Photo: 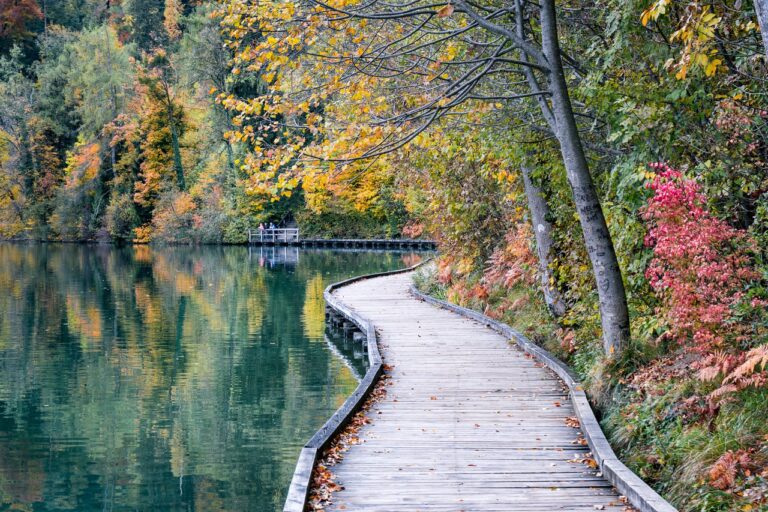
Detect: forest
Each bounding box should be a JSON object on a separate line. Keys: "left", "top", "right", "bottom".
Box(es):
{"left": 0, "top": 0, "right": 409, "bottom": 242}
{"left": 1, "top": 0, "right": 767, "bottom": 510}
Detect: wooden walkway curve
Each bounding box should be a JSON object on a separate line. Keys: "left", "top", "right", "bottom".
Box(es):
{"left": 326, "top": 272, "right": 630, "bottom": 511}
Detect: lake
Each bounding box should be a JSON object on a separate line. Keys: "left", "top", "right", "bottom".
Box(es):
{"left": 0, "top": 244, "right": 424, "bottom": 511}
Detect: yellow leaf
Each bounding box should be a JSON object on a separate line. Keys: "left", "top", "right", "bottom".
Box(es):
{"left": 705, "top": 58, "right": 721, "bottom": 77}
{"left": 641, "top": 9, "right": 652, "bottom": 27}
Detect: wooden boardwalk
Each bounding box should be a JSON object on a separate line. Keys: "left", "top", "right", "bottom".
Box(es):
{"left": 327, "top": 272, "right": 629, "bottom": 511}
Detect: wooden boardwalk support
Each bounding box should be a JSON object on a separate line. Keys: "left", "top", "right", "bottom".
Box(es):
{"left": 313, "top": 271, "right": 676, "bottom": 512}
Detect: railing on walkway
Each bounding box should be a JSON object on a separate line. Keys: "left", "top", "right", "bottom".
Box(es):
{"left": 247, "top": 228, "right": 299, "bottom": 244}
{"left": 246, "top": 227, "right": 437, "bottom": 249}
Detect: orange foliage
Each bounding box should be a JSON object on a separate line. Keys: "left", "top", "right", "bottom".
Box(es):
{"left": 708, "top": 450, "right": 755, "bottom": 491}
{"left": 437, "top": 258, "right": 454, "bottom": 285}
{"left": 63, "top": 140, "right": 102, "bottom": 189}
{"left": 402, "top": 220, "right": 424, "bottom": 238}
{"left": 484, "top": 223, "right": 536, "bottom": 289}
{"left": 133, "top": 224, "right": 153, "bottom": 243}
{"left": 0, "top": 0, "right": 41, "bottom": 39}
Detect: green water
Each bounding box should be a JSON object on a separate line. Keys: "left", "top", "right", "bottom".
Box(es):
{"left": 0, "top": 244, "right": 423, "bottom": 511}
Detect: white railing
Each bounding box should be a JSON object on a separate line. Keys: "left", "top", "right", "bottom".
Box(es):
{"left": 247, "top": 228, "right": 300, "bottom": 244}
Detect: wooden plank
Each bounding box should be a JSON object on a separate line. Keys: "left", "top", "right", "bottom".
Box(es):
{"left": 317, "top": 273, "right": 625, "bottom": 511}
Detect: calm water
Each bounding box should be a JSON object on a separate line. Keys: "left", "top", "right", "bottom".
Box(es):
{"left": 0, "top": 244, "right": 423, "bottom": 511}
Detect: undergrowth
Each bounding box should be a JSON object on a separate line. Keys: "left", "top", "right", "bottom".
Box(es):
{"left": 412, "top": 262, "right": 768, "bottom": 512}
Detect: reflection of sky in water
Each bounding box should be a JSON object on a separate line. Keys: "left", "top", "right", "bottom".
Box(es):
{"left": 0, "top": 245, "right": 424, "bottom": 511}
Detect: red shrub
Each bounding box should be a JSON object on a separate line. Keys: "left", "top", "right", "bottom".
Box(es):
{"left": 642, "top": 163, "right": 759, "bottom": 351}
{"left": 642, "top": 164, "right": 768, "bottom": 401}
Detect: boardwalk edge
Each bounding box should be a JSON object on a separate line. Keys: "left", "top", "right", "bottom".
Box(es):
{"left": 282, "top": 260, "right": 430, "bottom": 512}
{"left": 410, "top": 285, "right": 678, "bottom": 512}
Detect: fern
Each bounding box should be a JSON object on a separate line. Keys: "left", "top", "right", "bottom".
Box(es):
{"left": 725, "top": 344, "right": 768, "bottom": 383}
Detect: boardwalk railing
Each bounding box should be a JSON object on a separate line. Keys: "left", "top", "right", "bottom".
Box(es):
{"left": 409, "top": 285, "right": 677, "bottom": 512}
{"left": 282, "top": 259, "right": 430, "bottom": 512}
{"left": 248, "top": 245, "right": 300, "bottom": 266}
{"left": 247, "top": 228, "right": 299, "bottom": 244}
{"left": 246, "top": 228, "right": 437, "bottom": 249}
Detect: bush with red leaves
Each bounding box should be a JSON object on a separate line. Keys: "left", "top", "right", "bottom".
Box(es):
{"left": 642, "top": 163, "right": 760, "bottom": 351}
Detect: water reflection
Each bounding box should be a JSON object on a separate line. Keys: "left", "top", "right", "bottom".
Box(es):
{"left": 0, "top": 244, "right": 424, "bottom": 511}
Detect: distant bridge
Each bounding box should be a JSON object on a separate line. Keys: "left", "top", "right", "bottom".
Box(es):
{"left": 247, "top": 228, "right": 436, "bottom": 249}
{"left": 248, "top": 228, "right": 300, "bottom": 244}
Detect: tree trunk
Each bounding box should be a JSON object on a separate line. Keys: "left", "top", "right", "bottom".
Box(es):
{"left": 521, "top": 165, "right": 567, "bottom": 317}
{"left": 103, "top": 26, "right": 118, "bottom": 176}
{"left": 162, "top": 83, "right": 186, "bottom": 192}
{"left": 169, "top": 118, "right": 185, "bottom": 191}
{"left": 753, "top": 0, "right": 768, "bottom": 57}
{"left": 539, "top": 0, "right": 630, "bottom": 356}
{"left": 223, "top": 108, "right": 237, "bottom": 182}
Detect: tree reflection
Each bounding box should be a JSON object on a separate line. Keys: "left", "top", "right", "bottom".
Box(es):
{"left": 0, "top": 244, "right": 424, "bottom": 511}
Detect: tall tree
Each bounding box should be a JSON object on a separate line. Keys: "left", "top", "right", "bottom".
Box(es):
{"left": 123, "top": 0, "right": 165, "bottom": 50}
{"left": 220, "top": 0, "right": 632, "bottom": 355}
{"left": 177, "top": 5, "right": 237, "bottom": 178}
{"left": 521, "top": 164, "right": 566, "bottom": 317}
{"left": 140, "top": 49, "right": 185, "bottom": 191}
{"left": 133, "top": 49, "right": 188, "bottom": 206}
{"left": 163, "top": 0, "right": 182, "bottom": 40}
{"left": 0, "top": 0, "right": 42, "bottom": 54}
{"left": 63, "top": 25, "right": 134, "bottom": 141}
{"left": 0, "top": 46, "right": 36, "bottom": 233}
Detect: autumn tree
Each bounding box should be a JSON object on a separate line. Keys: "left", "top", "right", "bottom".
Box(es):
{"left": 132, "top": 50, "right": 188, "bottom": 212}
{"left": 123, "top": 0, "right": 166, "bottom": 50}
{"left": 164, "top": 0, "right": 183, "bottom": 40}
{"left": 0, "top": 46, "right": 39, "bottom": 234}
{"left": 220, "top": 0, "right": 630, "bottom": 355}
{"left": 137, "top": 48, "right": 186, "bottom": 192}
{"left": 0, "top": 0, "right": 41, "bottom": 53}
{"left": 641, "top": 0, "right": 765, "bottom": 78}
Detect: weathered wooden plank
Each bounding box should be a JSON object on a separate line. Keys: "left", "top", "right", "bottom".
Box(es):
{"left": 295, "top": 270, "right": 677, "bottom": 512}
{"left": 313, "top": 272, "right": 625, "bottom": 511}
